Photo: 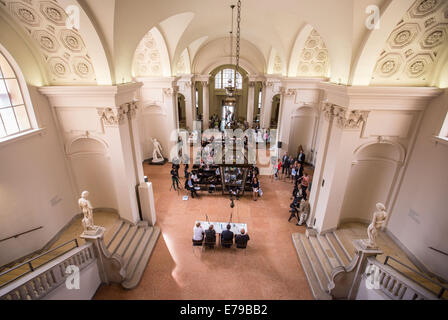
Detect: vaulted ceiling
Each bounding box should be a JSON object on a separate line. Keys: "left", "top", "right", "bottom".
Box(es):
{"left": 0, "top": 0, "right": 447, "bottom": 87}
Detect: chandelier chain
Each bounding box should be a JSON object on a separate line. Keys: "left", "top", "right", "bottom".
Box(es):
{"left": 236, "top": 0, "right": 241, "bottom": 72}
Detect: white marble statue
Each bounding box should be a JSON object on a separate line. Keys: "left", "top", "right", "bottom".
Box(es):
{"left": 152, "top": 138, "right": 164, "bottom": 163}
{"left": 363, "top": 203, "right": 388, "bottom": 249}
{"left": 78, "top": 191, "right": 95, "bottom": 233}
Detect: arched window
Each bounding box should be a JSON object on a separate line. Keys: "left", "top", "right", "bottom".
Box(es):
{"left": 215, "top": 68, "right": 242, "bottom": 89}
{"left": 440, "top": 112, "right": 448, "bottom": 140}
{"left": 0, "top": 51, "right": 31, "bottom": 139}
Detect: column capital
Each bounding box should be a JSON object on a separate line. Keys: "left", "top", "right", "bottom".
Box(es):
{"left": 98, "top": 101, "right": 139, "bottom": 126}
{"left": 280, "top": 87, "right": 297, "bottom": 97}
{"left": 322, "top": 103, "right": 369, "bottom": 130}
{"left": 98, "top": 106, "right": 127, "bottom": 127}
{"left": 163, "top": 86, "right": 179, "bottom": 97}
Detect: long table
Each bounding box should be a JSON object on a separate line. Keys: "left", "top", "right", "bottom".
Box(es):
{"left": 195, "top": 221, "right": 248, "bottom": 235}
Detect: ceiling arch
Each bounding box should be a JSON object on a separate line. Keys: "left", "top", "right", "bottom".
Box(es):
{"left": 370, "top": 0, "right": 448, "bottom": 86}
{"left": 0, "top": 0, "right": 110, "bottom": 85}
{"left": 132, "top": 26, "right": 171, "bottom": 77}
{"left": 192, "top": 37, "right": 265, "bottom": 75}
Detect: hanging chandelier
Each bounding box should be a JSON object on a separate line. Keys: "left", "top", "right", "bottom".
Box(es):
{"left": 224, "top": 0, "right": 242, "bottom": 107}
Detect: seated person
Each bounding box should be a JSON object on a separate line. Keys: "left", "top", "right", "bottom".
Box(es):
{"left": 191, "top": 171, "right": 199, "bottom": 182}
{"left": 192, "top": 222, "right": 204, "bottom": 245}
{"left": 185, "top": 177, "right": 199, "bottom": 198}
{"left": 204, "top": 225, "right": 216, "bottom": 245}
{"left": 221, "top": 224, "right": 234, "bottom": 248}
{"left": 235, "top": 229, "right": 250, "bottom": 249}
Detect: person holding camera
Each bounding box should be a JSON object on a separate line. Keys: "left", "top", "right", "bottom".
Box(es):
{"left": 170, "top": 167, "right": 180, "bottom": 191}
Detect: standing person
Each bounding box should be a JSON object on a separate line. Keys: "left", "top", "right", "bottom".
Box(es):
{"left": 252, "top": 177, "right": 260, "bottom": 201}
{"left": 276, "top": 159, "right": 282, "bottom": 180}
{"left": 281, "top": 153, "right": 289, "bottom": 179}
{"left": 287, "top": 156, "right": 294, "bottom": 179}
{"left": 291, "top": 164, "right": 297, "bottom": 184}
{"left": 298, "top": 150, "right": 306, "bottom": 165}
{"left": 299, "top": 173, "right": 310, "bottom": 200}
{"left": 184, "top": 163, "right": 189, "bottom": 179}
{"left": 170, "top": 167, "right": 180, "bottom": 191}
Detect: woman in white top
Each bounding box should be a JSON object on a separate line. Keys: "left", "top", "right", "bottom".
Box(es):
{"left": 193, "top": 222, "right": 204, "bottom": 244}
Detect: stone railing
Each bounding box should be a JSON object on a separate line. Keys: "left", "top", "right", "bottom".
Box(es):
{"left": 0, "top": 243, "right": 95, "bottom": 300}
{"left": 362, "top": 257, "right": 440, "bottom": 300}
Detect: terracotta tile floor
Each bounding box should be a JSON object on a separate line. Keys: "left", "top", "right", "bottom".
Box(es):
{"left": 94, "top": 157, "right": 314, "bottom": 300}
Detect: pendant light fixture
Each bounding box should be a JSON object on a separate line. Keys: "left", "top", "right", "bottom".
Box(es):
{"left": 224, "top": 0, "right": 242, "bottom": 108}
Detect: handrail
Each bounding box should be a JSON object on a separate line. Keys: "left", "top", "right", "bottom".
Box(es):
{"left": 429, "top": 247, "right": 448, "bottom": 257}
{"left": 384, "top": 256, "right": 447, "bottom": 299}
{"left": 0, "top": 226, "right": 43, "bottom": 243}
{"left": 0, "top": 239, "right": 79, "bottom": 289}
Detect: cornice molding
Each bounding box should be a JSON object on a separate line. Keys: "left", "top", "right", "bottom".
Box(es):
{"left": 38, "top": 82, "right": 143, "bottom": 108}
{"left": 319, "top": 82, "right": 443, "bottom": 110}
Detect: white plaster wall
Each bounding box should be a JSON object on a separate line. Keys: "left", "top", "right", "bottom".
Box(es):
{"left": 288, "top": 107, "right": 315, "bottom": 157}
{"left": 340, "top": 160, "right": 396, "bottom": 224}
{"left": 0, "top": 88, "right": 78, "bottom": 265}
{"left": 69, "top": 153, "right": 117, "bottom": 210}
{"left": 388, "top": 91, "right": 448, "bottom": 279}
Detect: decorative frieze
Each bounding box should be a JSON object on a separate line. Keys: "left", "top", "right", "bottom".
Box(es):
{"left": 322, "top": 103, "right": 369, "bottom": 130}
{"left": 98, "top": 101, "right": 138, "bottom": 127}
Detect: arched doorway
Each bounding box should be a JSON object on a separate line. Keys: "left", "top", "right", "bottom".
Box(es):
{"left": 209, "top": 65, "right": 249, "bottom": 129}
{"left": 339, "top": 141, "right": 404, "bottom": 225}
{"left": 270, "top": 94, "right": 281, "bottom": 129}
{"left": 288, "top": 106, "right": 317, "bottom": 159}
{"left": 177, "top": 94, "right": 186, "bottom": 129}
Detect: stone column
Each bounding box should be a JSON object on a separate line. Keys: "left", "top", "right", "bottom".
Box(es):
{"left": 202, "top": 81, "right": 209, "bottom": 129}
{"left": 125, "top": 101, "right": 157, "bottom": 226}
{"left": 246, "top": 81, "right": 255, "bottom": 125}
{"left": 177, "top": 76, "right": 194, "bottom": 131}
{"left": 98, "top": 105, "right": 141, "bottom": 224}
{"left": 260, "top": 80, "right": 278, "bottom": 129}
{"left": 307, "top": 104, "right": 370, "bottom": 232}
{"left": 162, "top": 86, "right": 179, "bottom": 160}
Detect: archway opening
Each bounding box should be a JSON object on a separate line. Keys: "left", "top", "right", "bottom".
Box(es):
{"left": 339, "top": 142, "right": 404, "bottom": 225}
{"left": 270, "top": 94, "right": 281, "bottom": 129}
{"left": 177, "top": 93, "right": 186, "bottom": 129}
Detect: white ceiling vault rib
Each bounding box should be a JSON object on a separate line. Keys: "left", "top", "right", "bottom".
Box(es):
{"left": 158, "top": 12, "right": 195, "bottom": 62}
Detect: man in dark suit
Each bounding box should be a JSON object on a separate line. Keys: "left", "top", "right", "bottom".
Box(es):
{"left": 235, "top": 229, "right": 250, "bottom": 248}
{"left": 205, "top": 225, "right": 216, "bottom": 246}
{"left": 221, "top": 224, "right": 234, "bottom": 248}
{"left": 281, "top": 153, "right": 289, "bottom": 178}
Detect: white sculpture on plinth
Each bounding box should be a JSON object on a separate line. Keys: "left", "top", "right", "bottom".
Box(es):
{"left": 362, "top": 203, "right": 388, "bottom": 249}
{"left": 78, "top": 191, "right": 99, "bottom": 234}
{"left": 152, "top": 138, "right": 164, "bottom": 163}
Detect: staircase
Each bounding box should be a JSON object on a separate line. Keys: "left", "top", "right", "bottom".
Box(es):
{"left": 105, "top": 220, "right": 160, "bottom": 289}
{"left": 292, "top": 230, "right": 353, "bottom": 300}
{"left": 293, "top": 228, "right": 447, "bottom": 300}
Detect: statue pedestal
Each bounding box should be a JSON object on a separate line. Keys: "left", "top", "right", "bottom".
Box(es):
{"left": 81, "top": 226, "right": 105, "bottom": 239}
{"left": 146, "top": 158, "right": 167, "bottom": 165}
